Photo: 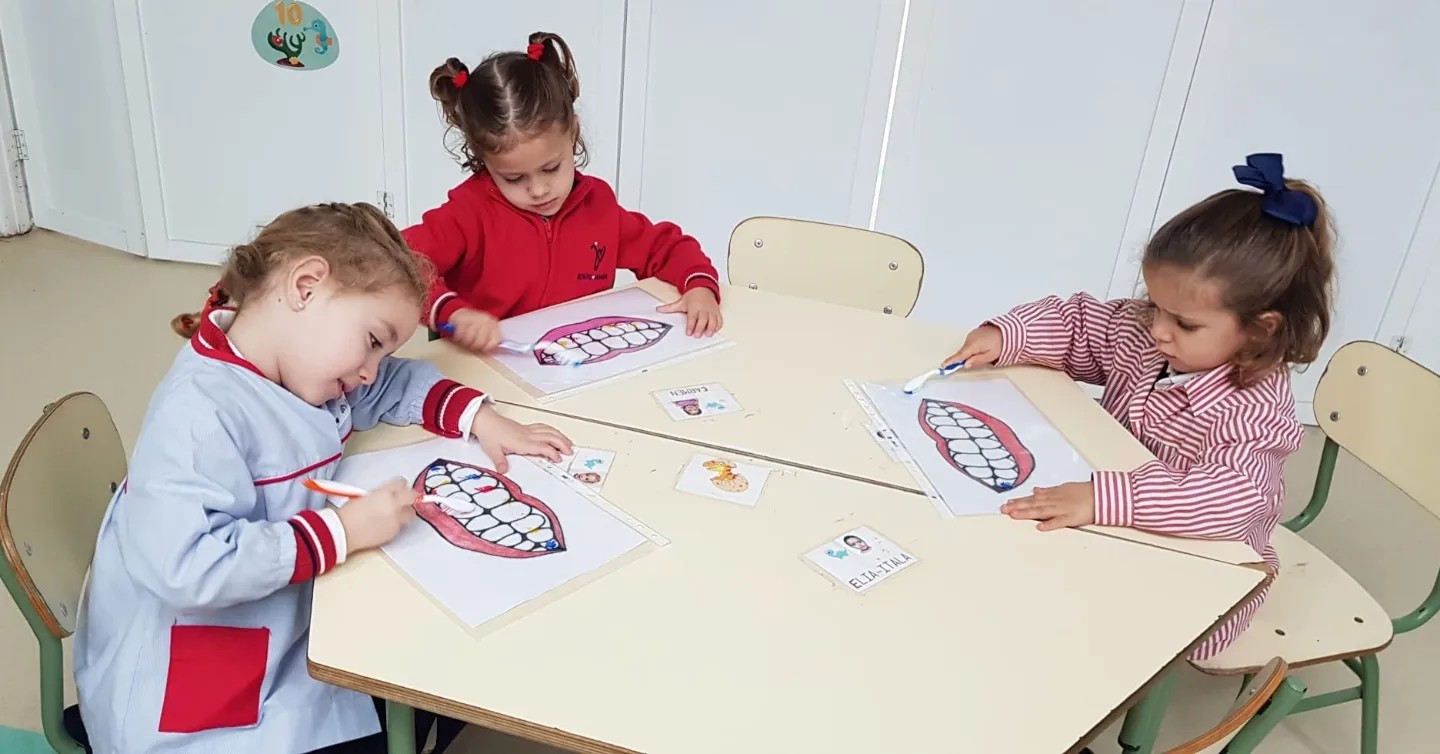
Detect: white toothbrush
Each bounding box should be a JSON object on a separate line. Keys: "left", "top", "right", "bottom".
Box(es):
{"left": 497, "top": 339, "right": 586, "bottom": 367}
{"left": 902, "top": 362, "right": 964, "bottom": 394}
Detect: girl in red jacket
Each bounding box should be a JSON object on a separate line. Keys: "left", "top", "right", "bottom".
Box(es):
{"left": 405, "top": 31, "right": 724, "bottom": 353}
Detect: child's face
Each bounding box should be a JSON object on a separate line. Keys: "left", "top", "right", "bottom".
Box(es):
{"left": 485, "top": 122, "right": 578, "bottom": 217}
{"left": 1142, "top": 263, "right": 1250, "bottom": 374}
{"left": 276, "top": 262, "right": 420, "bottom": 406}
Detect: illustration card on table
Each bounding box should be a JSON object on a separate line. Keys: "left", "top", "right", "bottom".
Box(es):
{"left": 331, "top": 438, "right": 648, "bottom": 627}
{"left": 653, "top": 383, "right": 743, "bottom": 421}
{"left": 485, "top": 287, "right": 731, "bottom": 400}
{"left": 559, "top": 447, "right": 616, "bottom": 489}
{"left": 856, "top": 376, "right": 1094, "bottom": 517}
{"left": 804, "top": 527, "right": 918, "bottom": 594}
{"left": 675, "top": 453, "right": 770, "bottom": 507}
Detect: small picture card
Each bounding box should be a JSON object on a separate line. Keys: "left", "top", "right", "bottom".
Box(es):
{"left": 804, "top": 527, "right": 918, "bottom": 593}
{"left": 653, "top": 383, "right": 743, "bottom": 421}
{"left": 675, "top": 453, "right": 770, "bottom": 507}
{"left": 562, "top": 447, "right": 616, "bottom": 489}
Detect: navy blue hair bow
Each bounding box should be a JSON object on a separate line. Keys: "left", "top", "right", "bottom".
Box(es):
{"left": 1232, "top": 153, "right": 1317, "bottom": 227}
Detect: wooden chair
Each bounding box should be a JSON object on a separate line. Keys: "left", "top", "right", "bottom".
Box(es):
{"left": 0, "top": 393, "right": 125, "bottom": 754}
{"left": 1163, "top": 658, "right": 1305, "bottom": 754}
{"left": 727, "top": 216, "right": 924, "bottom": 316}
{"left": 1120, "top": 341, "right": 1440, "bottom": 754}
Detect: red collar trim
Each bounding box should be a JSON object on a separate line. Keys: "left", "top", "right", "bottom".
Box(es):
{"left": 191, "top": 309, "right": 269, "bottom": 380}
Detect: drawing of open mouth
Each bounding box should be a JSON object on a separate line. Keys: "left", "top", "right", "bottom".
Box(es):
{"left": 918, "top": 400, "right": 1034, "bottom": 491}
{"left": 534, "top": 316, "right": 671, "bottom": 366}
{"left": 413, "top": 459, "right": 567, "bottom": 558}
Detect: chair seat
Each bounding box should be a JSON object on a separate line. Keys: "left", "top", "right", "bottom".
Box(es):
{"left": 1192, "top": 527, "right": 1393, "bottom": 674}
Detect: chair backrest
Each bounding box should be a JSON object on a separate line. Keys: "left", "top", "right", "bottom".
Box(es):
{"left": 1164, "top": 657, "right": 1289, "bottom": 754}
{"left": 727, "top": 216, "right": 924, "bottom": 316}
{"left": 0, "top": 393, "right": 126, "bottom": 638}
{"left": 1313, "top": 341, "right": 1440, "bottom": 521}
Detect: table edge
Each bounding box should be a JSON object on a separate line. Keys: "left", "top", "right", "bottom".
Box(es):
{"left": 306, "top": 658, "right": 638, "bottom": 754}
{"left": 1066, "top": 568, "right": 1275, "bottom": 754}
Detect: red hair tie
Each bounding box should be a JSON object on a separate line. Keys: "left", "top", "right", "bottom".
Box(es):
{"left": 527, "top": 42, "right": 544, "bottom": 61}
{"left": 452, "top": 69, "right": 469, "bottom": 88}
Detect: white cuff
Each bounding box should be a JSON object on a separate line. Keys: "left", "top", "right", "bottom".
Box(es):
{"left": 457, "top": 395, "right": 491, "bottom": 439}
{"left": 317, "top": 507, "right": 349, "bottom": 564}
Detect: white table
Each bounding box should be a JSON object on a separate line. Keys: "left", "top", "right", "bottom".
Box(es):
{"left": 412, "top": 280, "right": 1261, "bottom": 566}
{"left": 311, "top": 407, "right": 1267, "bottom": 754}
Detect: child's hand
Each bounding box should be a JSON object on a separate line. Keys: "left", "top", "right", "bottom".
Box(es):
{"left": 1000, "top": 481, "right": 1096, "bottom": 531}
{"left": 943, "top": 325, "right": 1003, "bottom": 368}
{"left": 470, "top": 405, "right": 573, "bottom": 473}
{"left": 336, "top": 477, "right": 417, "bottom": 553}
{"left": 446, "top": 308, "right": 502, "bottom": 353}
{"left": 656, "top": 288, "right": 723, "bottom": 337}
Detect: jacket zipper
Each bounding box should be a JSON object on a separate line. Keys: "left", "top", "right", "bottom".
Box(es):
{"left": 537, "top": 216, "right": 556, "bottom": 303}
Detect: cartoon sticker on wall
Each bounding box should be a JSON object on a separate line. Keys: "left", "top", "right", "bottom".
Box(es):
{"left": 251, "top": 1, "right": 339, "bottom": 70}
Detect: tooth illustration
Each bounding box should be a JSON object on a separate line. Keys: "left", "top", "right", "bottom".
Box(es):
{"left": 918, "top": 400, "right": 1035, "bottom": 491}
{"left": 413, "top": 459, "right": 567, "bottom": 558}
{"left": 534, "top": 316, "right": 671, "bottom": 366}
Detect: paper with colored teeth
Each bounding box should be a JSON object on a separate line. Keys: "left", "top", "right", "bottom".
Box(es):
{"left": 484, "top": 287, "right": 732, "bottom": 400}
{"left": 855, "top": 377, "right": 1094, "bottom": 518}
{"left": 331, "top": 437, "right": 648, "bottom": 627}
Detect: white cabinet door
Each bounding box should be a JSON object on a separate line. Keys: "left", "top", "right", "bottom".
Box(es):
{"left": 874, "top": 0, "right": 1189, "bottom": 329}
{"left": 1154, "top": 0, "right": 1440, "bottom": 419}
{"left": 114, "top": 0, "right": 391, "bottom": 264}
{"left": 621, "top": 0, "right": 903, "bottom": 278}
{"left": 1397, "top": 264, "right": 1440, "bottom": 375}
{"left": 0, "top": 0, "right": 145, "bottom": 252}
{"left": 398, "top": 0, "right": 626, "bottom": 228}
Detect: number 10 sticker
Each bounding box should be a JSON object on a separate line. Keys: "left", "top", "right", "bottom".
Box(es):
{"left": 250, "top": 1, "right": 339, "bottom": 70}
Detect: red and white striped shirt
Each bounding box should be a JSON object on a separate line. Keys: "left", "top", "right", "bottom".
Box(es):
{"left": 989, "top": 293, "right": 1302, "bottom": 659}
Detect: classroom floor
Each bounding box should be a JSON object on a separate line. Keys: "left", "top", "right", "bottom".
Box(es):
{"left": 1, "top": 229, "right": 1437, "bottom": 754}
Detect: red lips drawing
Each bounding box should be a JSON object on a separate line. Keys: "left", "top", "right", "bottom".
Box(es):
{"left": 413, "top": 459, "right": 567, "bottom": 558}
{"left": 533, "top": 316, "right": 671, "bottom": 366}
{"left": 918, "top": 400, "right": 1035, "bottom": 491}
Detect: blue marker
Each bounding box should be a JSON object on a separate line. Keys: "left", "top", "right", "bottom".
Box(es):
{"left": 438, "top": 322, "right": 456, "bottom": 335}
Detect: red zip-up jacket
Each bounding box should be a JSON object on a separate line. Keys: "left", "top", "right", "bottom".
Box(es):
{"left": 403, "top": 172, "right": 721, "bottom": 330}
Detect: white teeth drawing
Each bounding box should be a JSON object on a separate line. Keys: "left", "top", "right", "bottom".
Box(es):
{"left": 534, "top": 316, "right": 672, "bottom": 366}
{"left": 413, "top": 460, "right": 568, "bottom": 558}
{"left": 917, "top": 400, "right": 1035, "bottom": 491}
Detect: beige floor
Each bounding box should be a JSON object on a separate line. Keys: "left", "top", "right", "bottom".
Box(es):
{"left": 1, "top": 230, "right": 1436, "bottom": 753}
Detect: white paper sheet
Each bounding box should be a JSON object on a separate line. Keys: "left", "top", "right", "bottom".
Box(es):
{"left": 858, "top": 377, "right": 1094, "bottom": 517}
{"left": 332, "top": 438, "right": 647, "bottom": 627}
{"left": 487, "top": 287, "right": 731, "bottom": 398}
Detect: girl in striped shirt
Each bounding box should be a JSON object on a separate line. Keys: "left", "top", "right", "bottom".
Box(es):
{"left": 941, "top": 153, "right": 1334, "bottom": 659}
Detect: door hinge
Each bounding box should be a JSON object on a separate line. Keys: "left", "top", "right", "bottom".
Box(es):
{"left": 1391, "top": 335, "right": 1409, "bottom": 353}
{"left": 10, "top": 129, "right": 28, "bottom": 161}
{"left": 377, "top": 191, "right": 394, "bottom": 219}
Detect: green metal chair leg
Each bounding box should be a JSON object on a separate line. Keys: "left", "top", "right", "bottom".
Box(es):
{"left": 386, "top": 700, "right": 417, "bottom": 754}
{"left": 1118, "top": 671, "right": 1175, "bottom": 754}
{"left": 1225, "top": 675, "right": 1307, "bottom": 753}
{"left": 1359, "top": 655, "right": 1380, "bottom": 754}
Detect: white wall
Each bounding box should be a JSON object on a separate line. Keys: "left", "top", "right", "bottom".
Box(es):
{"left": 621, "top": 0, "right": 902, "bottom": 279}
{"left": 0, "top": 0, "right": 144, "bottom": 252}
{"left": 1152, "top": 0, "right": 1440, "bottom": 420}
{"left": 874, "top": 0, "right": 1189, "bottom": 329}
{"left": 10, "top": 0, "right": 1440, "bottom": 396}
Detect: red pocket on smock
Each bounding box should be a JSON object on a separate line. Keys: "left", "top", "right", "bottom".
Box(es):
{"left": 158, "top": 625, "right": 270, "bottom": 733}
